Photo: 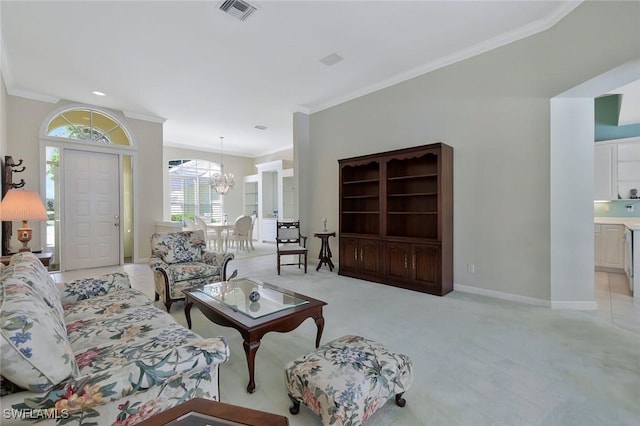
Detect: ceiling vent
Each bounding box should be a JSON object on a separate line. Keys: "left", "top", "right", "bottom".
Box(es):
{"left": 219, "top": 0, "right": 257, "bottom": 21}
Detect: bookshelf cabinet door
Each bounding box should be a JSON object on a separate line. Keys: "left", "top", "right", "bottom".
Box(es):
{"left": 412, "top": 243, "right": 441, "bottom": 290}
{"left": 385, "top": 242, "right": 412, "bottom": 282}
{"left": 339, "top": 237, "right": 359, "bottom": 274}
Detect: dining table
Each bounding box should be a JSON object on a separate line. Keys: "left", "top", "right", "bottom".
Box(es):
{"left": 206, "top": 223, "right": 235, "bottom": 252}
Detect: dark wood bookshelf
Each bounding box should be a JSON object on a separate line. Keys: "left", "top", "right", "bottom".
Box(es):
{"left": 338, "top": 143, "right": 453, "bottom": 296}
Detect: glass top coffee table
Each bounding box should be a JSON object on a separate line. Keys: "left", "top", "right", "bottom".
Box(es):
{"left": 183, "top": 278, "right": 327, "bottom": 393}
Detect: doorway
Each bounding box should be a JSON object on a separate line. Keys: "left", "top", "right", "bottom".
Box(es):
{"left": 63, "top": 150, "right": 120, "bottom": 270}
{"left": 42, "top": 105, "right": 136, "bottom": 271}
{"left": 550, "top": 59, "right": 640, "bottom": 308}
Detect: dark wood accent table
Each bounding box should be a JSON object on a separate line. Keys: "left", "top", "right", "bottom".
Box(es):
{"left": 314, "top": 231, "right": 336, "bottom": 271}
{"left": 136, "top": 398, "right": 289, "bottom": 426}
{"left": 0, "top": 251, "right": 53, "bottom": 267}
{"left": 183, "top": 279, "right": 327, "bottom": 393}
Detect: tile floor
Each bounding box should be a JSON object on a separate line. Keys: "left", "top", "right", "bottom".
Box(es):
{"left": 585, "top": 271, "right": 640, "bottom": 335}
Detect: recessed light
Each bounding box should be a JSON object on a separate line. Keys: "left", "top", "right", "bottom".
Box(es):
{"left": 319, "top": 53, "right": 343, "bottom": 66}
{"left": 92, "top": 91, "right": 106, "bottom": 96}
{"left": 255, "top": 125, "right": 268, "bottom": 130}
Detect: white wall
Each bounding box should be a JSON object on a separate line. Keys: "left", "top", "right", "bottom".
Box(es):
{"left": 302, "top": 1, "right": 640, "bottom": 302}
{"left": 254, "top": 148, "right": 293, "bottom": 165}
{"left": 550, "top": 98, "right": 595, "bottom": 307}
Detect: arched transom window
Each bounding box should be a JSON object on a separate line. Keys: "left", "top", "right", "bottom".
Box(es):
{"left": 46, "top": 108, "right": 131, "bottom": 146}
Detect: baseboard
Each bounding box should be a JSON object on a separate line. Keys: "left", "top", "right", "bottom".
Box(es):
{"left": 454, "top": 283, "right": 598, "bottom": 310}
{"left": 454, "top": 283, "right": 550, "bottom": 307}
{"left": 550, "top": 300, "right": 598, "bottom": 310}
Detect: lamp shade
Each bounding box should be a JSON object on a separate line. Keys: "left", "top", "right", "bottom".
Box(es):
{"left": 0, "top": 190, "right": 49, "bottom": 221}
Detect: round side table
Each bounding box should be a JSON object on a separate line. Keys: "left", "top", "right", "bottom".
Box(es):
{"left": 314, "top": 231, "right": 336, "bottom": 271}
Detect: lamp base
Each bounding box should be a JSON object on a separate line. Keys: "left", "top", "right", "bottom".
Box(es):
{"left": 16, "top": 221, "right": 33, "bottom": 252}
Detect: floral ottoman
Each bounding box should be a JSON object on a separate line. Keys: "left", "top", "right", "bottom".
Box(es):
{"left": 284, "top": 335, "right": 413, "bottom": 426}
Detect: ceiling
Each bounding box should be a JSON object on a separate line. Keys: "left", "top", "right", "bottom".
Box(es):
{"left": 1, "top": 0, "right": 585, "bottom": 157}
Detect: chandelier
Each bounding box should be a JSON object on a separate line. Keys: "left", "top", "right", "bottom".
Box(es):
{"left": 211, "top": 136, "right": 234, "bottom": 195}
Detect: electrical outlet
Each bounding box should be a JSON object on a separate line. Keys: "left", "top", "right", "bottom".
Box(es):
{"left": 467, "top": 264, "right": 475, "bottom": 273}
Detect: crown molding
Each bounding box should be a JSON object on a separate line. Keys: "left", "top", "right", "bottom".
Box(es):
{"left": 307, "top": 1, "right": 583, "bottom": 114}
{"left": 122, "top": 110, "right": 166, "bottom": 124}
{"left": 7, "top": 87, "right": 60, "bottom": 103}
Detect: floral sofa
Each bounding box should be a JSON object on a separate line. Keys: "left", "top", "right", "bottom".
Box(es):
{"left": 150, "top": 230, "right": 234, "bottom": 312}
{"left": 0, "top": 252, "right": 229, "bottom": 425}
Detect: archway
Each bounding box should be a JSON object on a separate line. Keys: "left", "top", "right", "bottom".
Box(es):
{"left": 40, "top": 105, "right": 136, "bottom": 270}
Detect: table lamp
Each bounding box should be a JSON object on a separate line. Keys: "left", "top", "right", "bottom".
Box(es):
{"left": 0, "top": 190, "right": 49, "bottom": 252}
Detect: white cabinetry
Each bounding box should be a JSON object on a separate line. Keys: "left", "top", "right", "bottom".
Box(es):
{"left": 594, "top": 143, "right": 617, "bottom": 201}
{"left": 254, "top": 160, "right": 296, "bottom": 243}
{"left": 594, "top": 224, "right": 625, "bottom": 269}
{"left": 617, "top": 141, "right": 640, "bottom": 200}
{"left": 594, "top": 139, "right": 640, "bottom": 200}
{"left": 243, "top": 177, "right": 258, "bottom": 216}
{"left": 243, "top": 176, "right": 259, "bottom": 241}
{"left": 282, "top": 170, "right": 295, "bottom": 220}
{"left": 262, "top": 218, "right": 277, "bottom": 243}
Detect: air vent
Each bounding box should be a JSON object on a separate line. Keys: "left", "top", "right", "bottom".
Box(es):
{"left": 219, "top": 0, "right": 257, "bottom": 21}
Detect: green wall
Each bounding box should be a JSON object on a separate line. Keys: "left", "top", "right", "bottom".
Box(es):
{"left": 595, "top": 94, "right": 640, "bottom": 141}
{"left": 594, "top": 200, "right": 640, "bottom": 218}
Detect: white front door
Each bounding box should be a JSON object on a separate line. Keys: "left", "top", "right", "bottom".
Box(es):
{"left": 63, "top": 150, "right": 120, "bottom": 270}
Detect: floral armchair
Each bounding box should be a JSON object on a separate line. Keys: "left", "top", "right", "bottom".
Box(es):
{"left": 150, "top": 230, "right": 234, "bottom": 312}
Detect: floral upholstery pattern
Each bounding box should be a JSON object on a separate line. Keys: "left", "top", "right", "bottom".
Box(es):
{"left": 150, "top": 230, "right": 234, "bottom": 312}
{"left": 285, "top": 335, "right": 413, "bottom": 426}
{"left": 0, "top": 252, "right": 230, "bottom": 425}
{"left": 150, "top": 230, "right": 205, "bottom": 264}
{"left": 0, "top": 255, "right": 78, "bottom": 392}
{"left": 9, "top": 252, "right": 63, "bottom": 316}
{"left": 59, "top": 273, "right": 131, "bottom": 306}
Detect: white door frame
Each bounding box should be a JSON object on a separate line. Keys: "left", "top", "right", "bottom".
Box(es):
{"left": 40, "top": 141, "right": 137, "bottom": 270}
{"left": 39, "top": 105, "right": 138, "bottom": 270}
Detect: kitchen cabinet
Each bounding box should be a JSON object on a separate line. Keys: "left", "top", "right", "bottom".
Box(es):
{"left": 593, "top": 139, "right": 640, "bottom": 200}
{"left": 594, "top": 224, "right": 625, "bottom": 270}
{"left": 594, "top": 143, "right": 616, "bottom": 201}
{"left": 338, "top": 143, "right": 453, "bottom": 296}
{"left": 617, "top": 141, "right": 640, "bottom": 200}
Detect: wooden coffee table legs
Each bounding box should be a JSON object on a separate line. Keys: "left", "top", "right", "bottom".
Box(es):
{"left": 243, "top": 339, "right": 261, "bottom": 393}
{"left": 185, "top": 301, "right": 193, "bottom": 329}
{"left": 242, "top": 314, "right": 325, "bottom": 393}
{"left": 182, "top": 289, "right": 327, "bottom": 394}
{"left": 314, "top": 316, "right": 325, "bottom": 348}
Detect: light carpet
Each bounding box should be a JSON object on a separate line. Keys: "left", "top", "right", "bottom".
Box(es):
{"left": 164, "top": 254, "right": 640, "bottom": 426}
{"left": 223, "top": 241, "right": 276, "bottom": 260}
